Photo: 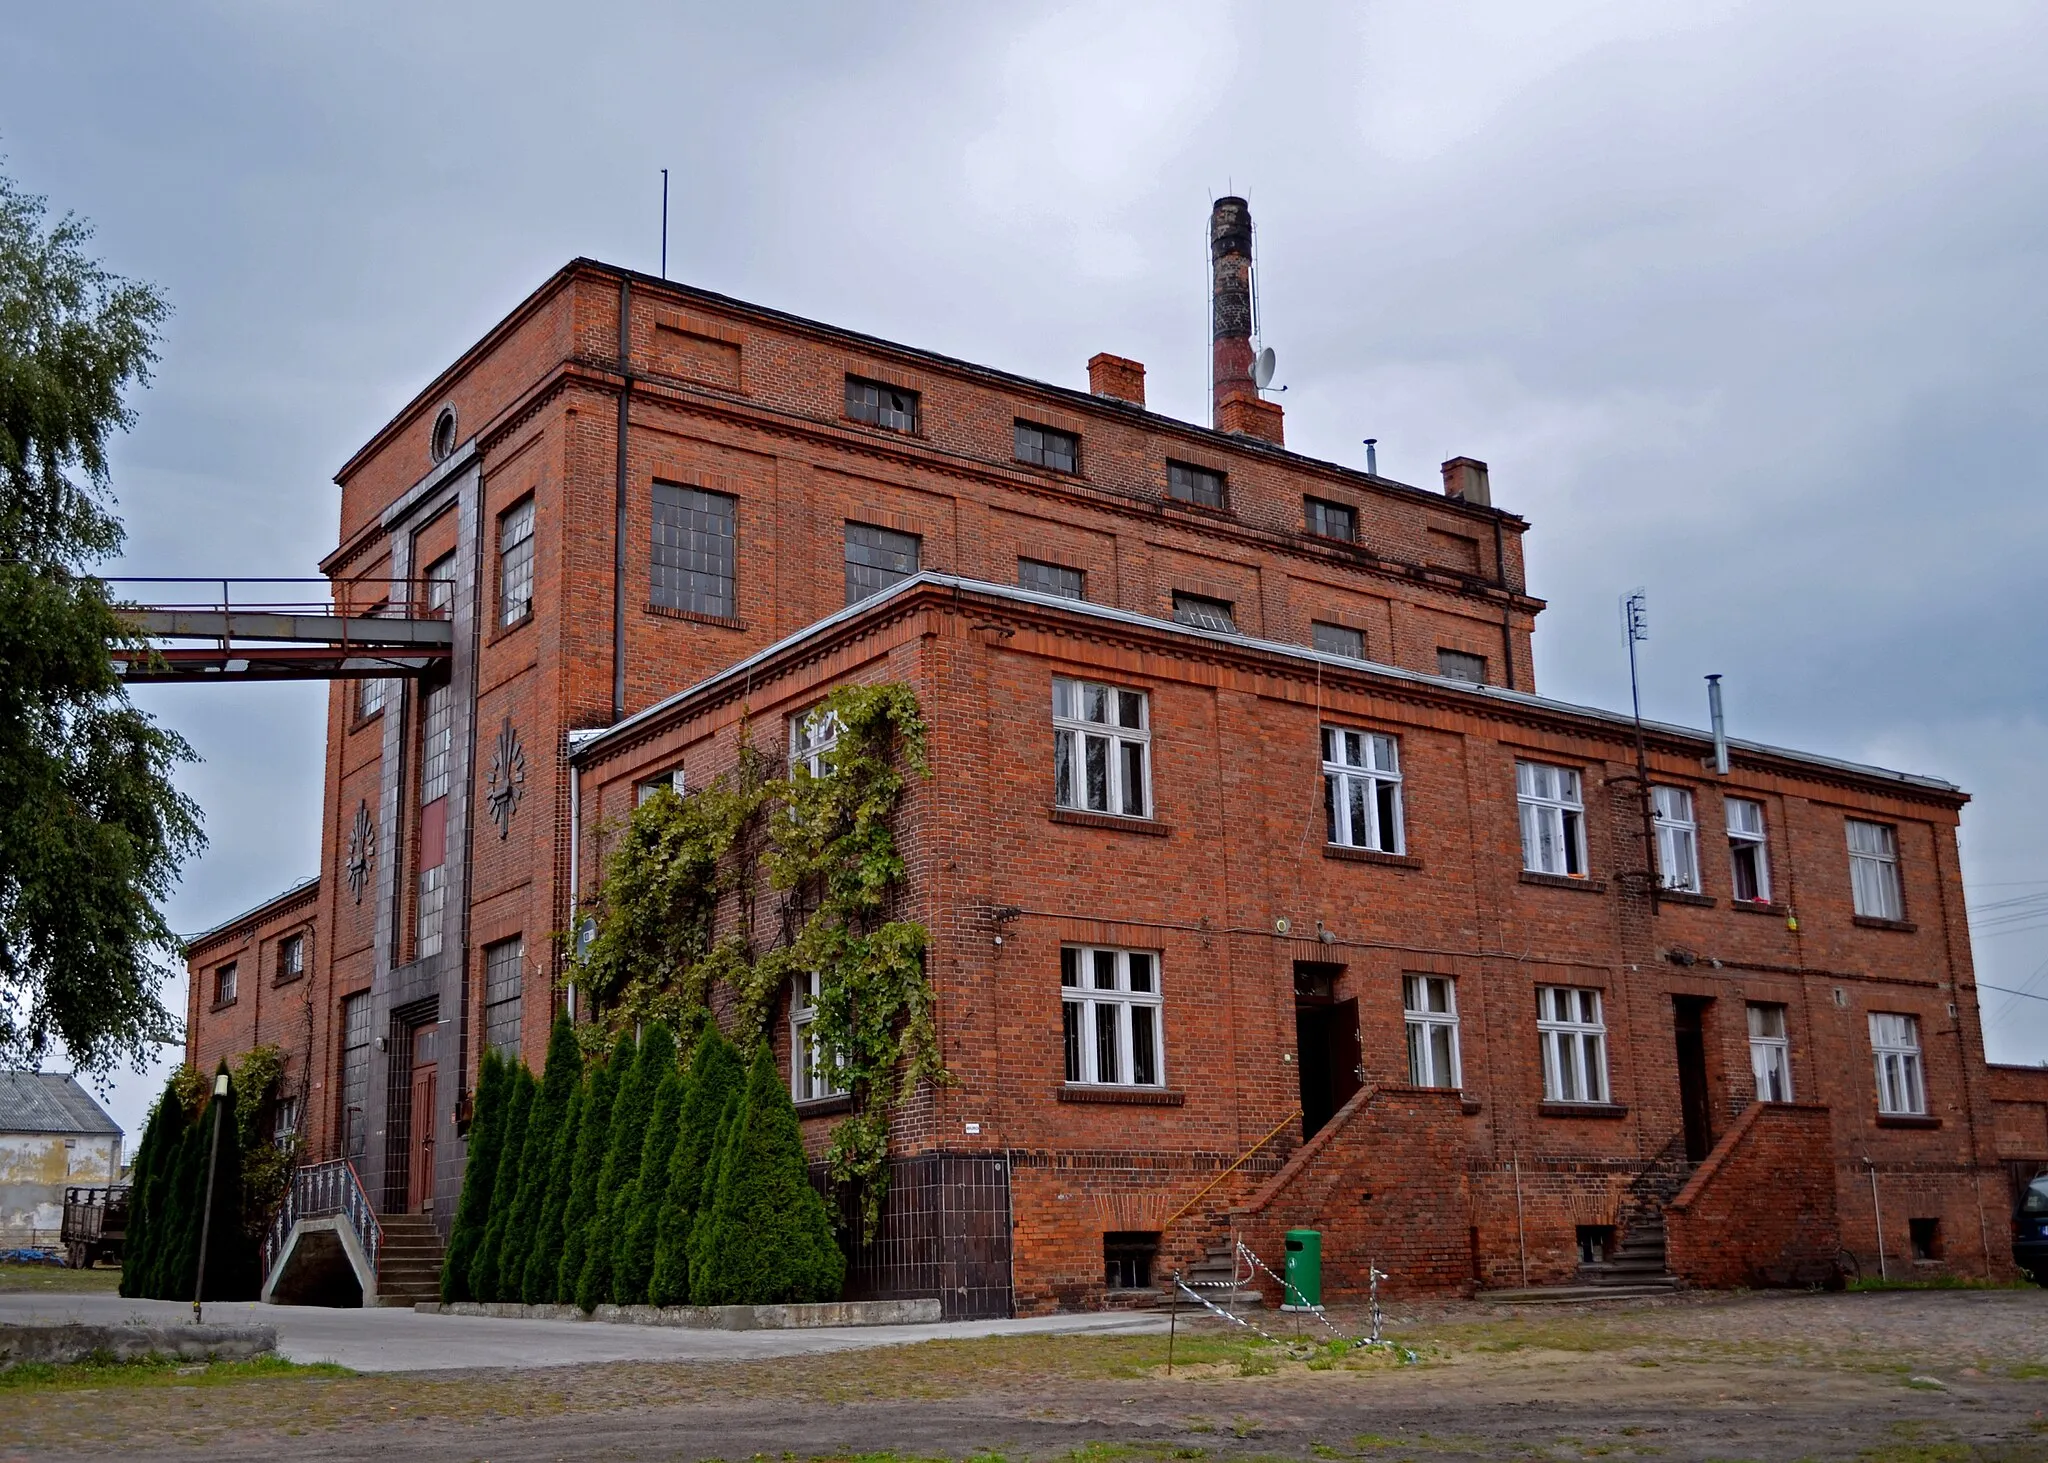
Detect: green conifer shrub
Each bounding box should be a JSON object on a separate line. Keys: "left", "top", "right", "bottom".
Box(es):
{"left": 440, "top": 1050, "right": 506, "bottom": 1302}
{"left": 575, "top": 1023, "right": 674, "bottom": 1311}
{"left": 556, "top": 1040, "right": 627, "bottom": 1302}
{"left": 156, "top": 1117, "right": 203, "bottom": 1300}
{"left": 524, "top": 1083, "right": 581, "bottom": 1305}
{"left": 471, "top": 1063, "right": 533, "bottom": 1302}
{"left": 684, "top": 1089, "right": 743, "bottom": 1302}
{"left": 690, "top": 1046, "right": 845, "bottom": 1306}
{"left": 612, "top": 1063, "right": 683, "bottom": 1305}
{"left": 499, "top": 1016, "right": 581, "bottom": 1301}
{"left": 648, "top": 1025, "right": 743, "bottom": 1306}
{"left": 119, "top": 1076, "right": 187, "bottom": 1297}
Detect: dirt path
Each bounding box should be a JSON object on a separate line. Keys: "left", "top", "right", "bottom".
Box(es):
{"left": 7, "top": 1289, "right": 2044, "bottom": 1462}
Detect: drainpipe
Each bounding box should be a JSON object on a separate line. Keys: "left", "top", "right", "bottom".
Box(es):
{"left": 1492, "top": 517, "right": 1515, "bottom": 691}
{"left": 612, "top": 277, "right": 632, "bottom": 723}
{"left": 1512, "top": 1152, "right": 1529, "bottom": 1287}
{"left": 566, "top": 754, "right": 581, "bottom": 1024}
{"left": 1865, "top": 1157, "right": 1887, "bottom": 1281}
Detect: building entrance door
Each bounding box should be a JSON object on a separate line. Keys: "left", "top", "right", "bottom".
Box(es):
{"left": 407, "top": 1025, "right": 437, "bottom": 1212}
{"left": 1673, "top": 996, "right": 1713, "bottom": 1163}
{"left": 1294, "top": 964, "right": 1361, "bottom": 1140}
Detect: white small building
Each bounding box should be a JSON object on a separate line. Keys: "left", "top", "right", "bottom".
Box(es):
{"left": 0, "top": 1073, "right": 124, "bottom": 1250}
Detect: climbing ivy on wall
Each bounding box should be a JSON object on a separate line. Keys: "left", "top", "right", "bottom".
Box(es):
{"left": 575, "top": 683, "right": 942, "bottom": 1236}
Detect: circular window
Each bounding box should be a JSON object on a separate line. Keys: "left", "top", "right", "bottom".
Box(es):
{"left": 430, "top": 406, "right": 458, "bottom": 464}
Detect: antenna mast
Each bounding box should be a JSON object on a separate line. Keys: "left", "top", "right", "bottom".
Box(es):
{"left": 1622, "top": 589, "right": 1658, "bottom": 911}
{"left": 660, "top": 169, "right": 669, "bottom": 280}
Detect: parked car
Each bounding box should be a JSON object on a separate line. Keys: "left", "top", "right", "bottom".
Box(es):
{"left": 2016, "top": 1174, "right": 2048, "bottom": 1286}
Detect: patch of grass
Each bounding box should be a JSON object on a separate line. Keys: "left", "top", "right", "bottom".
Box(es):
{"left": 0, "top": 1261, "right": 125, "bottom": 1294}
{"left": 0, "top": 1352, "right": 350, "bottom": 1392}
{"left": 2003, "top": 1362, "right": 2048, "bottom": 1380}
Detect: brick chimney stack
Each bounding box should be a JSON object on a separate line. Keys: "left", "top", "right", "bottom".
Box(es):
{"left": 1441, "top": 457, "right": 1492, "bottom": 507}
{"left": 1210, "top": 197, "right": 1284, "bottom": 445}
{"left": 1088, "top": 352, "right": 1146, "bottom": 408}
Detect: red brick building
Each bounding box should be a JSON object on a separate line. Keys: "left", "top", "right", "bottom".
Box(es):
{"left": 185, "top": 200, "right": 2046, "bottom": 1313}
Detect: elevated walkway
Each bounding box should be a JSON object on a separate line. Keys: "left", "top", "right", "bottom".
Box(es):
{"left": 107, "top": 578, "right": 452, "bottom": 682}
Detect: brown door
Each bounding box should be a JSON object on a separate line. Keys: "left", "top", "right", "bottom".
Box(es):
{"left": 408, "top": 1026, "right": 437, "bottom": 1212}
{"left": 1674, "top": 997, "right": 1713, "bottom": 1163}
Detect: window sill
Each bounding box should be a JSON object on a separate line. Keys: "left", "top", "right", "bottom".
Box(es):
{"left": 209, "top": 998, "right": 238, "bottom": 1013}
{"left": 1161, "top": 495, "right": 1234, "bottom": 521}
{"left": 272, "top": 973, "right": 305, "bottom": 988}
{"left": 1657, "top": 890, "right": 1714, "bottom": 908}
{"left": 1323, "top": 845, "right": 1422, "bottom": 870}
{"left": 1538, "top": 1101, "right": 1628, "bottom": 1120}
{"left": 1049, "top": 808, "right": 1172, "bottom": 837}
{"left": 1461, "top": 1095, "right": 1483, "bottom": 1116}
{"left": 1016, "top": 459, "right": 1084, "bottom": 481}
{"left": 646, "top": 603, "right": 746, "bottom": 632}
{"left": 1058, "top": 1084, "right": 1186, "bottom": 1107}
{"left": 1854, "top": 915, "right": 1918, "bottom": 933}
{"left": 794, "top": 1094, "right": 854, "bottom": 1118}
{"left": 1729, "top": 899, "right": 1789, "bottom": 918}
{"left": 843, "top": 416, "right": 924, "bottom": 441}
{"left": 1520, "top": 872, "right": 1607, "bottom": 894}
{"left": 1875, "top": 1113, "right": 1941, "bottom": 1129}
{"left": 489, "top": 608, "right": 535, "bottom": 645}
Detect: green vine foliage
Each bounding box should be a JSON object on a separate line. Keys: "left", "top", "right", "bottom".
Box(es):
{"left": 577, "top": 683, "right": 942, "bottom": 1239}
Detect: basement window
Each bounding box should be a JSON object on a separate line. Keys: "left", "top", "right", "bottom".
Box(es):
{"left": 845, "top": 376, "right": 919, "bottom": 434}
{"left": 1103, "top": 1231, "right": 1161, "bottom": 1291}
{"left": 1015, "top": 421, "right": 1079, "bottom": 474}
{"left": 1576, "top": 1225, "right": 1614, "bottom": 1267}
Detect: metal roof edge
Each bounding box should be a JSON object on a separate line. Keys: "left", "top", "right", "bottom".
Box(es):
{"left": 181, "top": 874, "right": 321, "bottom": 952}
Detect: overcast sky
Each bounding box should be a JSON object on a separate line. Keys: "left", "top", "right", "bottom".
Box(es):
{"left": 8, "top": 0, "right": 2047, "bottom": 1138}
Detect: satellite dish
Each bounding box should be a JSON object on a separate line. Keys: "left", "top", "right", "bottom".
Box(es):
{"left": 1253, "top": 346, "right": 1277, "bottom": 390}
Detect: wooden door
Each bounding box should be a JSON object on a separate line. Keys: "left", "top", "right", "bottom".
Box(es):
{"left": 1331, "top": 997, "right": 1364, "bottom": 1113}
{"left": 408, "top": 1025, "right": 437, "bottom": 1212}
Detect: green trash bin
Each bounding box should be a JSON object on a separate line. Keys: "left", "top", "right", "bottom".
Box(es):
{"left": 1282, "top": 1228, "right": 1322, "bottom": 1311}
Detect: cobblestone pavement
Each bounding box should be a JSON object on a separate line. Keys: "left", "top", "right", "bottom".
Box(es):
{"left": 4, "top": 1287, "right": 2044, "bottom": 1462}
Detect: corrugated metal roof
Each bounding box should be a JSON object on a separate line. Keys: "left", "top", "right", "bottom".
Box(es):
{"left": 0, "top": 1072, "right": 123, "bottom": 1137}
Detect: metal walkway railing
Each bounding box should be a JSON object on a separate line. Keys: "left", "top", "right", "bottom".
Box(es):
{"left": 105, "top": 578, "right": 453, "bottom": 682}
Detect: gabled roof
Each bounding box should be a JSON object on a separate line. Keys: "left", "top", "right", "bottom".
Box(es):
{"left": 0, "top": 1072, "right": 122, "bottom": 1137}
{"left": 181, "top": 875, "right": 320, "bottom": 955}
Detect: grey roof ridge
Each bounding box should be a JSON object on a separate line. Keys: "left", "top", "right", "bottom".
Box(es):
{"left": 181, "top": 873, "right": 321, "bottom": 951}
{"left": 0, "top": 1071, "right": 123, "bottom": 1136}
{"left": 572, "top": 572, "right": 1960, "bottom": 795}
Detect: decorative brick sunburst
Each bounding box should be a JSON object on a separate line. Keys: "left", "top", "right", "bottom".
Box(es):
{"left": 346, "top": 799, "right": 374, "bottom": 903}
{"left": 486, "top": 715, "right": 526, "bottom": 839}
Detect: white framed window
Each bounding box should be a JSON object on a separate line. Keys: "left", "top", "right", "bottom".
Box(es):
{"left": 339, "top": 992, "right": 371, "bottom": 1158}
{"left": 420, "top": 684, "right": 454, "bottom": 805}
{"left": 1537, "top": 986, "right": 1608, "bottom": 1103}
{"left": 1061, "top": 946, "right": 1164, "bottom": 1087}
{"left": 1403, "top": 975, "right": 1461, "bottom": 1088}
{"left": 278, "top": 932, "right": 305, "bottom": 981}
{"left": 1748, "top": 1002, "right": 1792, "bottom": 1102}
{"left": 636, "top": 767, "right": 685, "bottom": 805}
{"left": 1870, "top": 1012, "right": 1926, "bottom": 1115}
{"left": 273, "top": 1096, "right": 300, "bottom": 1142}
{"left": 1652, "top": 786, "right": 1701, "bottom": 893}
{"left": 1728, "top": 798, "right": 1771, "bottom": 903}
{"left": 1053, "top": 677, "right": 1150, "bottom": 819}
{"left": 358, "top": 676, "right": 387, "bottom": 721}
{"left": 423, "top": 551, "right": 456, "bottom": 616}
{"left": 1323, "top": 727, "right": 1404, "bottom": 854}
{"left": 499, "top": 498, "right": 535, "bottom": 625}
{"left": 1517, "top": 762, "right": 1587, "bottom": 877}
{"left": 214, "top": 962, "right": 238, "bottom": 1006}
{"left": 791, "top": 707, "right": 842, "bottom": 780}
{"left": 790, "top": 970, "right": 848, "bottom": 1102}
{"left": 1847, "top": 820, "right": 1903, "bottom": 920}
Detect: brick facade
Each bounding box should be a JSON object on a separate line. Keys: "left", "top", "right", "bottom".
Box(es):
{"left": 183, "top": 253, "right": 2018, "bottom": 1308}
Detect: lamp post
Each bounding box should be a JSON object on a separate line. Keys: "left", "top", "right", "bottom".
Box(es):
{"left": 192, "top": 1070, "right": 229, "bottom": 1325}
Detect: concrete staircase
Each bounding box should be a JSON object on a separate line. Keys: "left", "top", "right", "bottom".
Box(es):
{"left": 374, "top": 1213, "right": 446, "bottom": 1307}
{"left": 1577, "top": 1213, "right": 1680, "bottom": 1294}
{"left": 1167, "top": 1242, "right": 1265, "bottom": 1309}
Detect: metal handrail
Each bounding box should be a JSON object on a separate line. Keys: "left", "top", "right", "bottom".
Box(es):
{"left": 1160, "top": 1107, "right": 1302, "bottom": 1232}
{"left": 103, "top": 577, "right": 452, "bottom": 620}
{"left": 260, "top": 1158, "right": 384, "bottom": 1282}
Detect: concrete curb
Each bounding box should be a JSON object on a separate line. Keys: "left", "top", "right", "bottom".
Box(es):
{"left": 415, "top": 1297, "right": 943, "bottom": 1329}
{"left": 0, "top": 1321, "right": 278, "bottom": 1368}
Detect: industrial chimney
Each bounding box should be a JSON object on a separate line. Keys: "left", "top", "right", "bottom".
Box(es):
{"left": 1209, "top": 197, "right": 1284, "bottom": 446}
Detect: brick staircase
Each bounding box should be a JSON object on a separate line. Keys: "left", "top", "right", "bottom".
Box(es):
{"left": 1578, "top": 1213, "right": 1680, "bottom": 1293}
{"left": 373, "top": 1213, "right": 446, "bottom": 1306}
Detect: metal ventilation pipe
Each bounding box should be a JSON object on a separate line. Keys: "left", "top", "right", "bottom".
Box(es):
{"left": 1210, "top": 197, "right": 1255, "bottom": 428}
{"left": 1706, "top": 673, "right": 1730, "bottom": 775}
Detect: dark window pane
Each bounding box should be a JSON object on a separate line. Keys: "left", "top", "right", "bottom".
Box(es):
{"left": 1095, "top": 1003, "right": 1119, "bottom": 1083}
{"left": 1437, "top": 648, "right": 1487, "bottom": 683}
{"left": 846, "top": 376, "right": 919, "bottom": 432}
{"left": 1120, "top": 741, "right": 1146, "bottom": 817}
{"left": 1061, "top": 947, "right": 1079, "bottom": 987}
{"left": 1054, "top": 729, "right": 1074, "bottom": 806}
{"left": 1131, "top": 1006, "right": 1158, "bottom": 1085}
{"left": 1305, "top": 497, "right": 1356, "bottom": 541}
{"left": 1168, "top": 462, "right": 1226, "bottom": 509}
{"left": 1172, "top": 592, "right": 1236, "bottom": 633}
{"left": 652, "top": 483, "right": 737, "bottom": 617}
{"left": 844, "top": 522, "right": 921, "bottom": 604}
{"left": 1018, "top": 558, "right": 1084, "bottom": 599}
{"left": 1085, "top": 734, "right": 1109, "bottom": 811}
{"left": 1312, "top": 622, "right": 1364, "bottom": 659}
{"left": 1015, "top": 422, "right": 1079, "bottom": 473}
{"left": 1063, "top": 1001, "right": 1081, "bottom": 1082}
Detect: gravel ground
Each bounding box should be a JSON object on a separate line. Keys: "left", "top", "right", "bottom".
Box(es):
{"left": 3, "top": 1287, "right": 2044, "bottom": 1462}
